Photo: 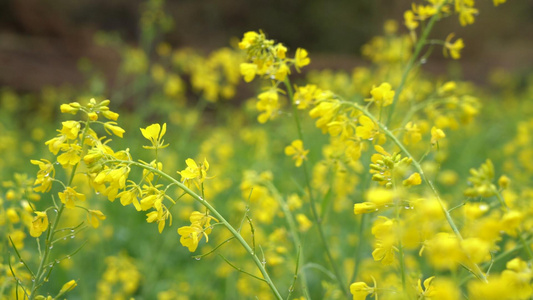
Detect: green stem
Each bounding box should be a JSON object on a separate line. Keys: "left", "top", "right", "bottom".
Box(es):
{"left": 29, "top": 119, "right": 92, "bottom": 299}
{"left": 108, "top": 159, "right": 283, "bottom": 300}
{"left": 349, "top": 162, "right": 371, "bottom": 284}
{"left": 399, "top": 98, "right": 459, "bottom": 129}
{"left": 284, "top": 78, "right": 349, "bottom": 297}
{"left": 392, "top": 177, "right": 407, "bottom": 293}
{"left": 343, "top": 101, "right": 488, "bottom": 283}
{"left": 265, "top": 182, "right": 311, "bottom": 299}
{"left": 386, "top": 3, "right": 444, "bottom": 127}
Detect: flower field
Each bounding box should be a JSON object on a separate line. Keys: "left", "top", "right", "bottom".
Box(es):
{"left": 1, "top": 0, "right": 533, "bottom": 299}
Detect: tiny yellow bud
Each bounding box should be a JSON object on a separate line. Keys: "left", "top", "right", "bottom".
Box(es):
{"left": 102, "top": 110, "right": 119, "bottom": 121}
{"left": 6, "top": 208, "right": 20, "bottom": 223}
{"left": 498, "top": 175, "right": 511, "bottom": 189}
{"left": 88, "top": 112, "right": 98, "bottom": 121}
{"left": 59, "top": 280, "right": 77, "bottom": 294}
{"left": 60, "top": 104, "right": 79, "bottom": 114}
{"left": 354, "top": 202, "right": 378, "bottom": 214}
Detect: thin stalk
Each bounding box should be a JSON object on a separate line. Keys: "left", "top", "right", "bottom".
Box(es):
{"left": 459, "top": 237, "right": 533, "bottom": 286}
{"left": 386, "top": 2, "right": 445, "bottom": 127}
{"left": 265, "top": 181, "right": 311, "bottom": 299}
{"left": 342, "top": 101, "right": 488, "bottom": 282}
{"left": 29, "top": 118, "right": 92, "bottom": 299}
{"left": 284, "top": 78, "right": 349, "bottom": 297}
{"left": 350, "top": 163, "right": 371, "bottom": 284}
{"left": 108, "top": 159, "right": 283, "bottom": 300}
{"left": 392, "top": 177, "right": 407, "bottom": 293}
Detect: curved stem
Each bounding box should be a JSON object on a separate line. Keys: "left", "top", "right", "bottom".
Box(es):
{"left": 342, "top": 100, "right": 488, "bottom": 283}
{"left": 284, "top": 78, "right": 349, "bottom": 297}
{"left": 108, "top": 159, "right": 284, "bottom": 300}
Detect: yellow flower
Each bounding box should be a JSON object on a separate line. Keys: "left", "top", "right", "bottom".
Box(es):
{"left": 31, "top": 159, "right": 55, "bottom": 193}
{"left": 146, "top": 207, "right": 171, "bottom": 233}
{"left": 88, "top": 209, "right": 106, "bottom": 228}
{"left": 284, "top": 139, "right": 309, "bottom": 167}
{"left": 45, "top": 135, "right": 67, "bottom": 155}
{"left": 350, "top": 281, "right": 375, "bottom": 300}
{"left": 256, "top": 89, "right": 280, "bottom": 124}
{"left": 431, "top": 126, "right": 446, "bottom": 145}
{"left": 422, "top": 232, "right": 462, "bottom": 270}
{"left": 294, "top": 48, "right": 310, "bottom": 70}
{"left": 104, "top": 122, "right": 125, "bottom": 138}
{"left": 371, "top": 216, "right": 396, "bottom": 265}
{"left": 58, "top": 186, "right": 86, "bottom": 209}
{"left": 164, "top": 75, "right": 184, "bottom": 97}
{"left": 417, "top": 276, "right": 436, "bottom": 298}
{"left": 444, "top": 33, "right": 464, "bottom": 59}
{"left": 274, "top": 62, "right": 290, "bottom": 81}
{"left": 296, "top": 213, "right": 312, "bottom": 232}
{"left": 366, "top": 82, "right": 395, "bottom": 107}
{"left": 117, "top": 189, "right": 141, "bottom": 211}
{"left": 457, "top": 6, "right": 478, "bottom": 27}
{"left": 178, "top": 158, "right": 210, "bottom": 187}
{"left": 177, "top": 224, "right": 203, "bottom": 252}
{"left": 274, "top": 43, "right": 287, "bottom": 59}
{"left": 30, "top": 211, "right": 49, "bottom": 237}
{"left": 412, "top": 4, "right": 437, "bottom": 20}
{"left": 140, "top": 123, "right": 169, "bottom": 149}
{"left": 240, "top": 63, "right": 258, "bottom": 82}
{"left": 238, "top": 31, "right": 259, "bottom": 50}
{"left": 57, "top": 144, "right": 82, "bottom": 166}
{"left": 403, "top": 172, "right": 422, "bottom": 186}
{"left": 355, "top": 115, "right": 377, "bottom": 140}
{"left": 404, "top": 10, "right": 419, "bottom": 30}
{"left": 6, "top": 208, "right": 20, "bottom": 223}
{"left": 60, "top": 121, "right": 81, "bottom": 140}
{"left": 178, "top": 211, "right": 218, "bottom": 252}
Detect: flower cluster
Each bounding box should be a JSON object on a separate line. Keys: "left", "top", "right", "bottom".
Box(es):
{"left": 177, "top": 211, "right": 218, "bottom": 252}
